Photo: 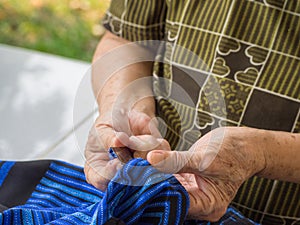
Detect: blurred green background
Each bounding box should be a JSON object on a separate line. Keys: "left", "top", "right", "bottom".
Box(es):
{"left": 0, "top": 0, "right": 110, "bottom": 61}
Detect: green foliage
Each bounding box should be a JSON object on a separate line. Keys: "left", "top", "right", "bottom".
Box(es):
{"left": 0, "top": 0, "right": 109, "bottom": 61}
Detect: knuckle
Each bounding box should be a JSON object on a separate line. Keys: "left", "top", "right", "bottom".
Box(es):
{"left": 208, "top": 205, "right": 227, "bottom": 222}
{"left": 110, "top": 135, "right": 120, "bottom": 147}
{"left": 159, "top": 139, "right": 171, "bottom": 150}
{"left": 84, "top": 164, "right": 91, "bottom": 182}
{"left": 91, "top": 178, "right": 108, "bottom": 191}
{"left": 84, "top": 165, "right": 111, "bottom": 189}
{"left": 133, "top": 150, "right": 149, "bottom": 159}
{"left": 141, "top": 117, "right": 151, "bottom": 126}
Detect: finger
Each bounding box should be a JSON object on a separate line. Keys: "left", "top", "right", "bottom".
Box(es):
{"left": 173, "top": 174, "right": 211, "bottom": 219}
{"left": 147, "top": 150, "right": 201, "bottom": 174}
{"left": 84, "top": 158, "right": 122, "bottom": 191}
{"left": 84, "top": 125, "right": 127, "bottom": 190}
{"left": 174, "top": 174, "right": 226, "bottom": 222}
{"left": 98, "top": 110, "right": 131, "bottom": 136}
{"left": 93, "top": 124, "right": 130, "bottom": 150}
{"left": 128, "top": 135, "right": 165, "bottom": 151}
{"left": 132, "top": 137, "right": 171, "bottom": 158}
{"left": 187, "top": 198, "right": 226, "bottom": 222}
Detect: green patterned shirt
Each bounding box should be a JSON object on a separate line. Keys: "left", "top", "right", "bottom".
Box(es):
{"left": 102, "top": 0, "right": 300, "bottom": 224}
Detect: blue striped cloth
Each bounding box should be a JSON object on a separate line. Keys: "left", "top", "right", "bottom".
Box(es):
{"left": 0, "top": 159, "right": 259, "bottom": 224}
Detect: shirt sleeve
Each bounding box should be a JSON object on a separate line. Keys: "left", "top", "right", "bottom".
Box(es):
{"left": 102, "top": 0, "right": 166, "bottom": 41}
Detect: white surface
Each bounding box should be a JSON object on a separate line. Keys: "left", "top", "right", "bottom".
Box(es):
{"left": 0, "top": 44, "right": 96, "bottom": 165}
{"left": 40, "top": 113, "right": 95, "bottom": 165}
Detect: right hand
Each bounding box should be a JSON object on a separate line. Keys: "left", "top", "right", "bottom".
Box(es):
{"left": 84, "top": 109, "right": 170, "bottom": 191}
{"left": 147, "top": 127, "right": 266, "bottom": 221}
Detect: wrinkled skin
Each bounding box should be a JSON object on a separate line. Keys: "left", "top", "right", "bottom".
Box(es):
{"left": 148, "top": 127, "right": 266, "bottom": 221}
{"left": 84, "top": 109, "right": 170, "bottom": 191}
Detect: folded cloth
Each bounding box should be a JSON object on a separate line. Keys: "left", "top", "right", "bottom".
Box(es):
{"left": 0, "top": 159, "right": 259, "bottom": 224}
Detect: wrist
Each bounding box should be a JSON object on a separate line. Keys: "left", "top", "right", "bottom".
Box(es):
{"left": 235, "top": 127, "right": 267, "bottom": 177}
{"left": 254, "top": 130, "right": 300, "bottom": 182}
{"left": 248, "top": 128, "right": 268, "bottom": 177}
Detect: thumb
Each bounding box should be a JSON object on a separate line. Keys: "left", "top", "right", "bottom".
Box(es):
{"left": 147, "top": 150, "right": 200, "bottom": 174}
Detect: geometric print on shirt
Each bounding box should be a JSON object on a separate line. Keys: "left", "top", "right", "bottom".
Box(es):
{"left": 102, "top": 0, "right": 300, "bottom": 224}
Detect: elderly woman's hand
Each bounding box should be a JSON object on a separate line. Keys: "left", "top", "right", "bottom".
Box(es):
{"left": 147, "top": 127, "right": 267, "bottom": 221}
{"left": 84, "top": 109, "right": 170, "bottom": 191}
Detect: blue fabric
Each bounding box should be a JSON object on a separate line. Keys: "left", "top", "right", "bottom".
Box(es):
{"left": 0, "top": 162, "right": 15, "bottom": 186}
{"left": 0, "top": 159, "right": 260, "bottom": 224}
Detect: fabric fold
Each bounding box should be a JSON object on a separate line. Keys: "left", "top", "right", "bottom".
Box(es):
{"left": 0, "top": 159, "right": 259, "bottom": 224}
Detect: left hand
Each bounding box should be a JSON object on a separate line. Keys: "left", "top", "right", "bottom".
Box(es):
{"left": 84, "top": 109, "right": 170, "bottom": 191}
{"left": 147, "top": 127, "right": 266, "bottom": 221}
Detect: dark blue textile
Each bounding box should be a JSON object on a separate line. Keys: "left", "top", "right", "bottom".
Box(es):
{"left": 0, "top": 159, "right": 260, "bottom": 224}
{"left": 0, "top": 162, "right": 15, "bottom": 186}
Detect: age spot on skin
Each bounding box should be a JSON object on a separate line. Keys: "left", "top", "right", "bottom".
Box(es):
{"left": 291, "top": 135, "right": 295, "bottom": 140}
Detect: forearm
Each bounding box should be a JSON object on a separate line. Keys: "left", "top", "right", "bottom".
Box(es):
{"left": 92, "top": 31, "right": 155, "bottom": 117}
{"left": 257, "top": 130, "right": 300, "bottom": 183}
{"left": 246, "top": 128, "right": 300, "bottom": 183}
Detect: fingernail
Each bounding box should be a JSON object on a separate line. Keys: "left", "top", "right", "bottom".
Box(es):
{"left": 156, "top": 138, "right": 164, "bottom": 143}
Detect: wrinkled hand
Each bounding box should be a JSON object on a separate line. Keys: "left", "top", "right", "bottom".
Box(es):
{"left": 84, "top": 109, "right": 170, "bottom": 191}
{"left": 147, "top": 127, "right": 266, "bottom": 221}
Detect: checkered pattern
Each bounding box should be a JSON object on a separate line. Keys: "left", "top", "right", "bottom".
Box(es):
{"left": 102, "top": 1, "right": 300, "bottom": 224}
